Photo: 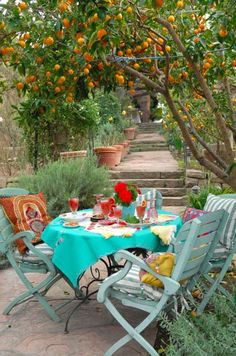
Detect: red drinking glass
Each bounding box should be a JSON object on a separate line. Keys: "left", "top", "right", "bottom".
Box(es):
{"left": 136, "top": 205, "right": 146, "bottom": 222}
{"left": 68, "top": 197, "right": 79, "bottom": 214}
{"left": 113, "top": 205, "right": 123, "bottom": 223}
{"left": 100, "top": 198, "right": 111, "bottom": 219}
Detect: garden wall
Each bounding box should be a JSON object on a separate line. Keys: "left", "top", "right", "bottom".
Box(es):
{"left": 186, "top": 169, "right": 227, "bottom": 191}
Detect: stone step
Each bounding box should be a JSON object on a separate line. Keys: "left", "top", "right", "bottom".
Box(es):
{"left": 138, "top": 123, "right": 162, "bottom": 128}
{"left": 162, "top": 206, "right": 185, "bottom": 215}
{"left": 110, "top": 178, "right": 184, "bottom": 188}
{"left": 110, "top": 170, "right": 184, "bottom": 179}
{"left": 130, "top": 145, "right": 169, "bottom": 152}
{"left": 163, "top": 196, "right": 188, "bottom": 206}
{"left": 111, "top": 182, "right": 186, "bottom": 197}
{"left": 131, "top": 140, "right": 166, "bottom": 146}
{"left": 138, "top": 129, "right": 162, "bottom": 134}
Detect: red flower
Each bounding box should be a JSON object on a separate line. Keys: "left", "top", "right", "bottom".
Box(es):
{"left": 118, "top": 189, "right": 132, "bottom": 204}
{"left": 114, "top": 181, "right": 127, "bottom": 193}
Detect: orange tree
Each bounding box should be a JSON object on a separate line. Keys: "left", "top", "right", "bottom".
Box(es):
{"left": 0, "top": 0, "right": 236, "bottom": 188}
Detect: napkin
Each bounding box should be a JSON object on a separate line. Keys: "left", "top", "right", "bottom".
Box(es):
{"left": 150, "top": 225, "right": 176, "bottom": 245}
{"left": 85, "top": 223, "right": 136, "bottom": 239}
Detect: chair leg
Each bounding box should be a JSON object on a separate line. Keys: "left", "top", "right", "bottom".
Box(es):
{"left": 103, "top": 297, "right": 168, "bottom": 356}
{"left": 197, "top": 256, "right": 233, "bottom": 314}
{"left": 4, "top": 254, "right": 61, "bottom": 322}
{"left": 203, "top": 274, "right": 232, "bottom": 298}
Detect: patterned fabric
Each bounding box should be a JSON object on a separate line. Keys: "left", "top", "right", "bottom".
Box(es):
{"left": 0, "top": 193, "right": 51, "bottom": 254}
{"left": 112, "top": 264, "right": 163, "bottom": 301}
{"left": 182, "top": 208, "right": 208, "bottom": 223}
{"left": 15, "top": 242, "right": 53, "bottom": 263}
{"left": 139, "top": 253, "right": 175, "bottom": 288}
{"left": 204, "top": 194, "right": 236, "bottom": 249}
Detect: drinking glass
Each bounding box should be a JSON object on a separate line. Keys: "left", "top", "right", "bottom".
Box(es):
{"left": 113, "top": 204, "right": 123, "bottom": 223}
{"left": 100, "top": 198, "right": 111, "bottom": 219}
{"left": 93, "top": 194, "right": 104, "bottom": 217}
{"left": 68, "top": 197, "right": 79, "bottom": 214}
{"left": 136, "top": 195, "right": 146, "bottom": 223}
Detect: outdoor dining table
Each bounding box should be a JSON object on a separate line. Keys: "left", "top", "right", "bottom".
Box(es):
{"left": 41, "top": 209, "right": 183, "bottom": 288}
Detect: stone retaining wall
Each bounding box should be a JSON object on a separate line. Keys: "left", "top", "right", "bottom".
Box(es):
{"left": 186, "top": 169, "right": 227, "bottom": 191}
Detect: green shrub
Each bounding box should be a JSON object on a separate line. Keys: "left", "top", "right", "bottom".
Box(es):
{"left": 160, "top": 292, "right": 236, "bottom": 356}
{"left": 94, "top": 122, "right": 125, "bottom": 147}
{"left": 17, "top": 156, "right": 112, "bottom": 217}
{"left": 188, "top": 185, "right": 235, "bottom": 209}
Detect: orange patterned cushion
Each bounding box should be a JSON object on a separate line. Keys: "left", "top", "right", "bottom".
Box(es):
{"left": 0, "top": 193, "right": 51, "bottom": 254}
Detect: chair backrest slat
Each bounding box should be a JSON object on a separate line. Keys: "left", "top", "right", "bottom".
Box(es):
{"left": 184, "top": 254, "right": 206, "bottom": 272}
{"left": 181, "top": 266, "right": 200, "bottom": 281}
{"left": 190, "top": 244, "right": 209, "bottom": 259}
{"left": 0, "top": 188, "right": 29, "bottom": 197}
{"left": 171, "top": 209, "right": 228, "bottom": 282}
{"left": 0, "top": 188, "right": 29, "bottom": 249}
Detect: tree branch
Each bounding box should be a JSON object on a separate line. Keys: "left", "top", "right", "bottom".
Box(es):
{"left": 156, "top": 16, "right": 234, "bottom": 162}
{"left": 107, "top": 56, "right": 166, "bottom": 94}
{"left": 164, "top": 91, "right": 228, "bottom": 179}
{"left": 178, "top": 100, "right": 228, "bottom": 169}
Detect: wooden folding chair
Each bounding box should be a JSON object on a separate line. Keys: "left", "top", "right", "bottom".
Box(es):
{"left": 0, "top": 188, "right": 62, "bottom": 322}
{"left": 97, "top": 209, "right": 228, "bottom": 355}
{"left": 195, "top": 193, "right": 236, "bottom": 313}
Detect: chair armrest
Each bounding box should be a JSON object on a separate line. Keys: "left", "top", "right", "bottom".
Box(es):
{"left": 97, "top": 250, "right": 180, "bottom": 303}
{"left": 8, "top": 230, "right": 36, "bottom": 244}
{"left": 2, "top": 230, "right": 56, "bottom": 272}
{"left": 0, "top": 230, "right": 35, "bottom": 252}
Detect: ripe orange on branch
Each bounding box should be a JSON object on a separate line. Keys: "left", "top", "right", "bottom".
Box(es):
{"left": 57, "top": 76, "right": 66, "bottom": 84}
{"left": 77, "top": 37, "right": 85, "bottom": 45}
{"left": 19, "top": 2, "right": 27, "bottom": 11}
{"left": 16, "top": 82, "right": 24, "bottom": 90}
{"left": 155, "top": 0, "right": 163, "bottom": 8}
{"left": 168, "top": 15, "right": 175, "bottom": 23}
{"left": 219, "top": 26, "right": 228, "bottom": 37}
{"left": 126, "top": 6, "right": 133, "bottom": 14}
{"left": 84, "top": 52, "right": 93, "bottom": 61}
{"left": 177, "top": 1, "right": 184, "bottom": 8}
{"left": 97, "top": 29, "right": 107, "bottom": 40}
{"left": 43, "top": 36, "right": 54, "bottom": 46}
{"left": 88, "top": 81, "right": 95, "bottom": 88}
{"left": 58, "top": 2, "right": 68, "bottom": 12}
{"left": 62, "top": 18, "right": 70, "bottom": 28}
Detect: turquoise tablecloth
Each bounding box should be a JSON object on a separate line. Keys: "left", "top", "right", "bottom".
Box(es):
{"left": 42, "top": 209, "right": 182, "bottom": 287}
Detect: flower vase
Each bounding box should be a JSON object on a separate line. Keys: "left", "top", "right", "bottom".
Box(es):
{"left": 122, "top": 202, "right": 136, "bottom": 219}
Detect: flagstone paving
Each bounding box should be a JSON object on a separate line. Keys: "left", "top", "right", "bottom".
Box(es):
{"left": 0, "top": 262, "right": 157, "bottom": 356}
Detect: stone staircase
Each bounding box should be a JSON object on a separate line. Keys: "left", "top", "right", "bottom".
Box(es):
{"left": 110, "top": 122, "right": 187, "bottom": 214}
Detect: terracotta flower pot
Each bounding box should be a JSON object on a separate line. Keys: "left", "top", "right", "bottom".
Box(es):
{"left": 94, "top": 146, "right": 118, "bottom": 169}
{"left": 124, "top": 127, "right": 136, "bottom": 140}
{"left": 112, "top": 145, "right": 123, "bottom": 166}
{"left": 118, "top": 142, "right": 127, "bottom": 160}
{"left": 123, "top": 140, "right": 131, "bottom": 154}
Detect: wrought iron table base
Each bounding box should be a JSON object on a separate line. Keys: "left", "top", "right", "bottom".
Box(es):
{"left": 64, "top": 255, "right": 124, "bottom": 333}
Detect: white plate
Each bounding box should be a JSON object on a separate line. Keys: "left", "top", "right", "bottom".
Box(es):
{"left": 63, "top": 222, "right": 80, "bottom": 228}
{"left": 59, "top": 212, "right": 89, "bottom": 222}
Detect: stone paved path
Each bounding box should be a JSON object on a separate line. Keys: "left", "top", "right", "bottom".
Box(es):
{"left": 0, "top": 262, "right": 157, "bottom": 356}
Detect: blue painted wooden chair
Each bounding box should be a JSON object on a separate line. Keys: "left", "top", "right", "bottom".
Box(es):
{"left": 0, "top": 188, "right": 62, "bottom": 322}
{"left": 193, "top": 193, "right": 236, "bottom": 313}
{"left": 97, "top": 209, "right": 227, "bottom": 355}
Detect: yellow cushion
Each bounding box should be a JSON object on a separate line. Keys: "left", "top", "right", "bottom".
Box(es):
{"left": 139, "top": 253, "right": 175, "bottom": 288}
